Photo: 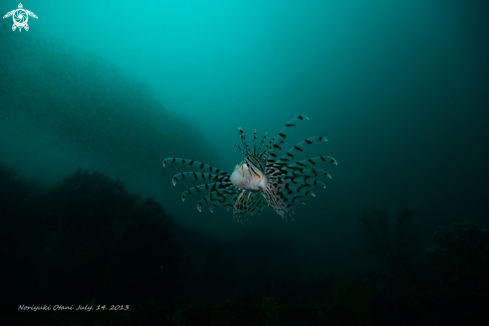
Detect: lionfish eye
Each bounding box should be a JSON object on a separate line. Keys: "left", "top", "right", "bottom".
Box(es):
{"left": 246, "top": 162, "right": 250, "bottom": 168}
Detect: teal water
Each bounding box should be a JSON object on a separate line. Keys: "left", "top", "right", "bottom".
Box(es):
{"left": 1, "top": 1, "right": 488, "bottom": 324}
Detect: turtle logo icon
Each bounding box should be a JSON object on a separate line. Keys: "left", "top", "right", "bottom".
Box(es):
{"left": 3, "top": 3, "right": 37, "bottom": 32}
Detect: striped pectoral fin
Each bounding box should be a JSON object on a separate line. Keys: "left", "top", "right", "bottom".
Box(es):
{"left": 268, "top": 156, "right": 336, "bottom": 179}
{"left": 275, "top": 174, "right": 330, "bottom": 191}
{"left": 267, "top": 157, "right": 336, "bottom": 179}
{"left": 310, "top": 179, "right": 327, "bottom": 189}
{"left": 275, "top": 115, "right": 310, "bottom": 146}
{"left": 197, "top": 187, "right": 240, "bottom": 212}
{"left": 281, "top": 180, "right": 326, "bottom": 197}
{"left": 285, "top": 156, "right": 338, "bottom": 173}
{"left": 267, "top": 136, "right": 322, "bottom": 169}
{"left": 270, "top": 136, "right": 328, "bottom": 167}
{"left": 265, "top": 161, "right": 291, "bottom": 179}
{"left": 171, "top": 172, "right": 230, "bottom": 186}
{"left": 292, "top": 195, "right": 306, "bottom": 204}
{"left": 267, "top": 115, "right": 309, "bottom": 164}
{"left": 162, "top": 157, "right": 227, "bottom": 175}
{"left": 279, "top": 196, "right": 297, "bottom": 212}
{"left": 278, "top": 169, "right": 332, "bottom": 183}
{"left": 180, "top": 182, "right": 233, "bottom": 202}
{"left": 276, "top": 178, "right": 329, "bottom": 211}
{"left": 292, "top": 169, "right": 332, "bottom": 179}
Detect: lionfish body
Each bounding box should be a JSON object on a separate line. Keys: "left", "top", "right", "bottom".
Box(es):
{"left": 162, "top": 115, "right": 337, "bottom": 222}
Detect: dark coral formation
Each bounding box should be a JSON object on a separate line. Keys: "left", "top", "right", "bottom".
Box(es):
{"left": 359, "top": 208, "right": 423, "bottom": 285}
{"left": 2, "top": 166, "right": 488, "bottom": 325}
{"left": 1, "top": 166, "right": 182, "bottom": 324}
{"left": 426, "top": 222, "right": 489, "bottom": 292}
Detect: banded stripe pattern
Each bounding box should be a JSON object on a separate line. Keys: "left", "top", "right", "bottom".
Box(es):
{"left": 162, "top": 115, "right": 337, "bottom": 222}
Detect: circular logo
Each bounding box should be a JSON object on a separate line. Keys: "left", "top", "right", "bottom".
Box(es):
{"left": 13, "top": 9, "right": 28, "bottom": 27}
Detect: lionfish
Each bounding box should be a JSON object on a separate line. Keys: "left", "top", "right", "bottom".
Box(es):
{"left": 162, "top": 115, "right": 337, "bottom": 222}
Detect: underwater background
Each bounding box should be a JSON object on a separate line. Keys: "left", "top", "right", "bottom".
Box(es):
{"left": 1, "top": 0, "right": 488, "bottom": 325}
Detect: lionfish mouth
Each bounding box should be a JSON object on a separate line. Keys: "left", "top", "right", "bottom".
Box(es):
{"left": 162, "top": 115, "right": 337, "bottom": 222}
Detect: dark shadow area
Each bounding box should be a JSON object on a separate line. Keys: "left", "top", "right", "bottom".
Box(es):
{"left": 2, "top": 164, "right": 488, "bottom": 325}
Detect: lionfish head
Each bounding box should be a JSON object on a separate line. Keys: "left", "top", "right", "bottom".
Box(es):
{"left": 230, "top": 158, "right": 267, "bottom": 192}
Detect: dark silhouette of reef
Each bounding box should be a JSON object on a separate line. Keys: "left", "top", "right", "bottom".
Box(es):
{"left": 2, "top": 165, "right": 182, "bottom": 324}
{"left": 356, "top": 209, "right": 489, "bottom": 326}
{"left": 2, "top": 165, "right": 488, "bottom": 325}
{"left": 359, "top": 208, "right": 425, "bottom": 291}
{"left": 426, "top": 222, "right": 489, "bottom": 295}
